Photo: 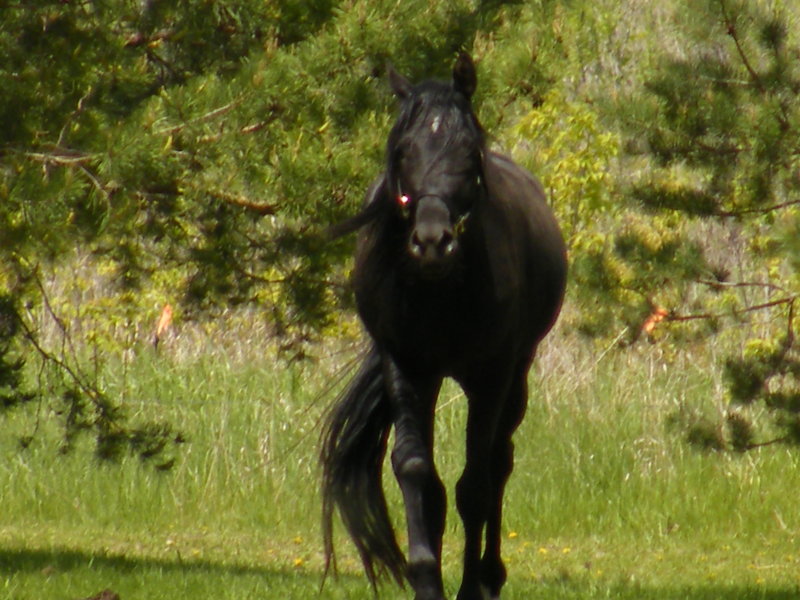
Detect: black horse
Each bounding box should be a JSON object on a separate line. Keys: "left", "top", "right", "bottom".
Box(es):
{"left": 321, "top": 53, "right": 567, "bottom": 600}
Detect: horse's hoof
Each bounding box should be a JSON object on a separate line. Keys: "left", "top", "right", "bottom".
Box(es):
{"left": 481, "top": 584, "right": 499, "bottom": 600}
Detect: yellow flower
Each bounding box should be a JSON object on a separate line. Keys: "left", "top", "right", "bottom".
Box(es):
{"left": 508, "top": 532, "right": 518, "bottom": 540}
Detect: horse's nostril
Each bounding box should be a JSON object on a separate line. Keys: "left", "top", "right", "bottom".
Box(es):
{"left": 410, "top": 231, "right": 424, "bottom": 258}
{"left": 409, "top": 228, "right": 455, "bottom": 260}
{"left": 439, "top": 229, "right": 455, "bottom": 256}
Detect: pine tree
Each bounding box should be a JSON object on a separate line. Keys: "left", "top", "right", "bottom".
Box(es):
{"left": 0, "top": 1, "right": 530, "bottom": 461}
{"left": 580, "top": 0, "right": 800, "bottom": 449}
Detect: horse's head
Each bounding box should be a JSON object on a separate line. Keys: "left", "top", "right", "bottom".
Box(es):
{"left": 385, "top": 53, "right": 485, "bottom": 279}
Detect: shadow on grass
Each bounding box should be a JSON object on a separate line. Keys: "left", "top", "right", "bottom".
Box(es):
{"left": 0, "top": 545, "right": 369, "bottom": 600}
{"left": 2, "top": 547, "right": 799, "bottom": 600}
{"left": 1, "top": 545, "right": 280, "bottom": 577}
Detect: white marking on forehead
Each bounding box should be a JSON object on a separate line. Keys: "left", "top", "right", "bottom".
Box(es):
{"left": 430, "top": 115, "right": 441, "bottom": 133}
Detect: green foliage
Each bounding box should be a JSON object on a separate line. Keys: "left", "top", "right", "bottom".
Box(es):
{"left": 509, "top": 89, "right": 620, "bottom": 248}
{"left": 0, "top": 0, "right": 555, "bottom": 460}
{"left": 722, "top": 335, "right": 800, "bottom": 447}
{"left": 507, "top": 89, "right": 632, "bottom": 338}
{"left": 588, "top": 0, "right": 800, "bottom": 447}
{"left": 0, "top": 294, "right": 33, "bottom": 410}
{"left": 5, "top": 0, "right": 800, "bottom": 460}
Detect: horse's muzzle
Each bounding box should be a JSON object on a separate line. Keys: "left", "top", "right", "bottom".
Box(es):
{"left": 408, "top": 197, "right": 458, "bottom": 276}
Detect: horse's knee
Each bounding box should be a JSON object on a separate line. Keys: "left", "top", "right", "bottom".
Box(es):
{"left": 392, "top": 445, "right": 430, "bottom": 481}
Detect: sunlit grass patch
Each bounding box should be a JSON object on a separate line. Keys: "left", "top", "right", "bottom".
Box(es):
{"left": 3, "top": 329, "right": 800, "bottom": 599}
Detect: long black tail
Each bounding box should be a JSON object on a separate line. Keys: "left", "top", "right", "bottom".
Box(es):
{"left": 320, "top": 345, "right": 405, "bottom": 587}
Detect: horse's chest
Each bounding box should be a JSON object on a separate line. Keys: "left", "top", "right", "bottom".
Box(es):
{"left": 364, "top": 282, "right": 502, "bottom": 367}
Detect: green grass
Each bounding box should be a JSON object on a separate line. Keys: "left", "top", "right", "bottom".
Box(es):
{"left": 2, "top": 333, "right": 800, "bottom": 599}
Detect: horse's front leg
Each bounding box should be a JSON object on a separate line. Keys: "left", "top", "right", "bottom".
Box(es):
{"left": 384, "top": 358, "right": 446, "bottom": 600}
{"left": 455, "top": 365, "right": 517, "bottom": 600}
{"left": 478, "top": 364, "right": 529, "bottom": 600}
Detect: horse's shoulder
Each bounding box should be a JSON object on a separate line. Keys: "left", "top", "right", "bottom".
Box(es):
{"left": 484, "top": 151, "right": 546, "bottom": 206}
{"left": 481, "top": 150, "right": 567, "bottom": 299}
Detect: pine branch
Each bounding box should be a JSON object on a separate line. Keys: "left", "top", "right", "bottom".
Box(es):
{"left": 16, "top": 267, "right": 182, "bottom": 464}
{"left": 196, "top": 120, "right": 276, "bottom": 144}
{"left": 154, "top": 98, "right": 246, "bottom": 136}
{"left": 719, "top": 0, "right": 791, "bottom": 130}
{"left": 18, "top": 314, "right": 111, "bottom": 417}
{"left": 714, "top": 198, "right": 800, "bottom": 218}
{"left": 668, "top": 295, "right": 797, "bottom": 323}
{"left": 16, "top": 148, "right": 116, "bottom": 205}
{"left": 20, "top": 149, "right": 98, "bottom": 166}
{"left": 206, "top": 188, "right": 278, "bottom": 216}
{"left": 719, "top": 0, "right": 765, "bottom": 93}
{"left": 57, "top": 87, "right": 95, "bottom": 147}
{"left": 695, "top": 278, "right": 790, "bottom": 294}
{"left": 735, "top": 434, "right": 791, "bottom": 451}
{"left": 23, "top": 269, "right": 105, "bottom": 412}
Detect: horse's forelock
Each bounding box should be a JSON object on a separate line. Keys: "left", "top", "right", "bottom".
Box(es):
{"left": 387, "top": 82, "right": 485, "bottom": 182}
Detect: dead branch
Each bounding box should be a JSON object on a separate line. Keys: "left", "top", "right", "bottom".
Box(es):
{"left": 668, "top": 295, "right": 798, "bottom": 323}
{"left": 208, "top": 188, "right": 278, "bottom": 215}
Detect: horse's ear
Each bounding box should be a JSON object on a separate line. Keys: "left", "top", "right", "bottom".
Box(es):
{"left": 387, "top": 64, "right": 412, "bottom": 99}
{"left": 452, "top": 52, "right": 477, "bottom": 99}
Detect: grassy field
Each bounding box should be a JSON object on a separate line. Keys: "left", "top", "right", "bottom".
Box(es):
{"left": 2, "top": 328, "right": 800, "bottom": 600}
{"left": 4, "top": 0, "right": 800, "bottom": 598}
